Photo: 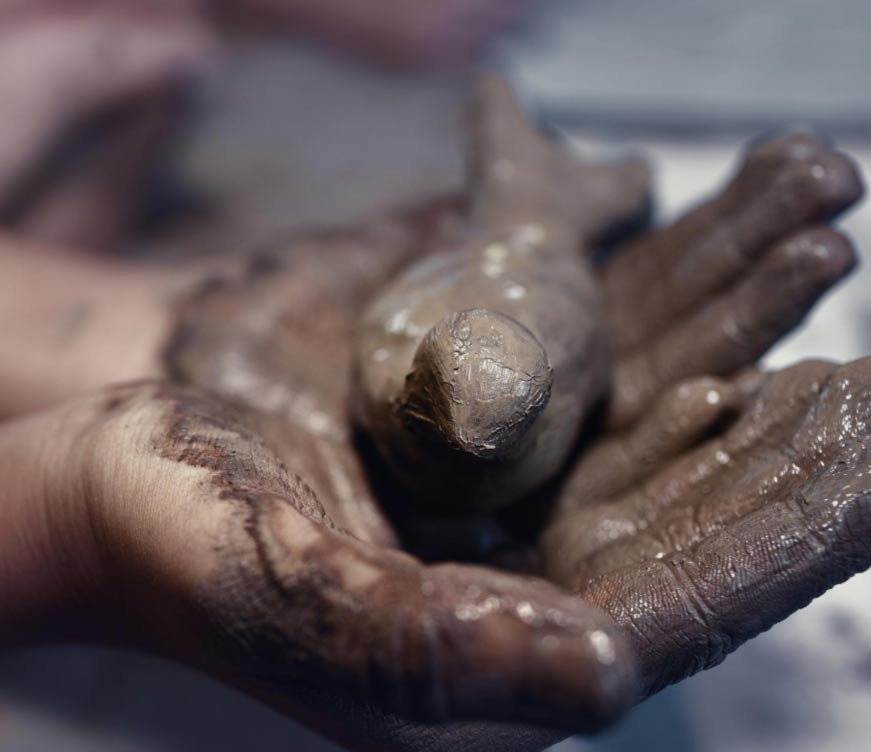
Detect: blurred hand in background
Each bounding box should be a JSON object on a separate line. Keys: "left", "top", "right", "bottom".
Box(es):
{"left": 0, "top": 0, "right": 530, "bottom": 252}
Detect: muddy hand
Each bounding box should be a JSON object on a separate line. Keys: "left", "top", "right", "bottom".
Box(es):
{"left": 542, "top": 360, "right": 871, "bottom": 698}
{"left": 602, "top": 133, "right": 864, "bottom": 430}
{"left": 0, "top": 380, "right": 640, "bottom": 751}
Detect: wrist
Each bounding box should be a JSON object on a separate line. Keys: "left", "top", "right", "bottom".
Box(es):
{"left": 0, "top": 400, "right": 113, "bottom": 646}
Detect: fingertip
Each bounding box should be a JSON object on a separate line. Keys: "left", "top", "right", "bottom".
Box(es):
{"left": 811, "top": 151, "right": 865, "bottom": 218}
{"left": 415, "top": 565, "right": 639, "bottom": 731}
{"left": 774, "top": 227, "right": 858, "bottom": 285}
{"left": 539, "top": 617, "right": 639, "bottom": 730}
{"left": 740, "top": 133, "right": 864, "bottom": 221}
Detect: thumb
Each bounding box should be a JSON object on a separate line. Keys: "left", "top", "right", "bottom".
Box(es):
{"left": 204, "top": 495, "right": 639, "bottom": 733}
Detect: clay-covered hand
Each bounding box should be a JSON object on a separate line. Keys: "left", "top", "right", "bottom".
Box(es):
{"left": 531, "top": 125, "right": 868, "bottom": 702}
{"left": 10, "top": 380, "right": 636, "bottom": 751}
{"left": 601, "top": 131, "right": 863, "bottom": 430}
{"left": 541, "top": 359, "right": 871, "bottom": 699}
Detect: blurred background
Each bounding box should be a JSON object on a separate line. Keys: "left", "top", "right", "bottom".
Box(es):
{"left": 1, "top": 1, "right": 869, "bottom": 750}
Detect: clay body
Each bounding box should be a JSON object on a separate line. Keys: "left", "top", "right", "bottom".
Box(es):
{"left": 353, "top": 223, "right": 608, "bottom": 511}
{"left": 351, "top": 77, "right": 646, "bottom": 512}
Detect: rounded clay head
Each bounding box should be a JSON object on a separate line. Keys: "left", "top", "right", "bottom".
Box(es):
{"left": 401, "top": 308, "right": 554, "bottom": 460}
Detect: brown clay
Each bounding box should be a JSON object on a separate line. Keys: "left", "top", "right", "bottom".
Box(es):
{"left": 352, "top": 77, "right": 647, "bottom": 512}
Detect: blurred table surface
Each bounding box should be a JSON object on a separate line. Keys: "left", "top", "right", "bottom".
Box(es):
{"left": 1, "top": 20, "right": 870, "bottom": 752}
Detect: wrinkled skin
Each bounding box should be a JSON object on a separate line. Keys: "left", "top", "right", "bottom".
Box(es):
{"left": 542, "top": 361, "right": 871, "bottom": 699}
{"left": 68, "top": 380, "right": 637, "bottom": 746}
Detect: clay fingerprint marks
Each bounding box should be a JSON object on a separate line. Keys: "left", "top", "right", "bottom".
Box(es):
{"left": 565, "top": 359, "right": 871, "bottom": 698}
{"left": 470, "top": 75, "right": 651, "bottom": 244}
{"left": 604, "top": 134, "right": 864, "bottom": 430}
{"left": 240, "top": 493, "right": 639, "bottom": 732}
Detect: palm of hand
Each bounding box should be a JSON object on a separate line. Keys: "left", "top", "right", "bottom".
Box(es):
{"left": 543, "top": 359, "right": 871, "bottom": 699}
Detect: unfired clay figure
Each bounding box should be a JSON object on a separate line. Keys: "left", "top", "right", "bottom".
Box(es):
{"left": 352, "top": 77, "right": 649, "bottom": 512}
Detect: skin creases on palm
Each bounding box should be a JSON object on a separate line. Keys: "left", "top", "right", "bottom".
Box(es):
{"left": 541, "top": 360, "right": 871, "bottom": 700}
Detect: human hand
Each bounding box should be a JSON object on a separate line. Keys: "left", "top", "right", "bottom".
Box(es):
{"left": 541, "top": 359, "right": 871, "bottom": 699}
{"left": 153, "top": 125, "right": 867, "bottom": 750}
{"left": 600, "top": 131, "right": 863, "bottom": 429}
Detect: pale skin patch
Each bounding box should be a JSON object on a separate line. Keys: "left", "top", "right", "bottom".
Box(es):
{"left": 329, "top": 546, "right": 386, "bottom": 592}
{"left": 262, "top": 499, "right": 331, "bottom": 563}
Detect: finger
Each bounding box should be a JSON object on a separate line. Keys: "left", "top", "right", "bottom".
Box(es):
{"left": 222, "top": 495, "right": 639, "bottom": 732}
{"left": 547, "top": 361, "right": 836, "bottom": 589}
{"left": 579, "top": 437, "right": 871, "bottom": 699}
{"left": 565, "top": 377, "right": 741, "bottom": 507}
{"left": 11, "top": 84, "right": 182, "bottom": 252}
{"left": 604, "top": 134, "right": 864, "bottom": 354}
{"left": 609, "top": 227, "right": 856, "bottom": 430}
{"left": 0, "top": 8, "right": 213, "bottom": 213}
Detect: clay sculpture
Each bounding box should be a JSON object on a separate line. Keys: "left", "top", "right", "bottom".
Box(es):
{"left": 352, "top": 77, "right": 648, "bottom": 512}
